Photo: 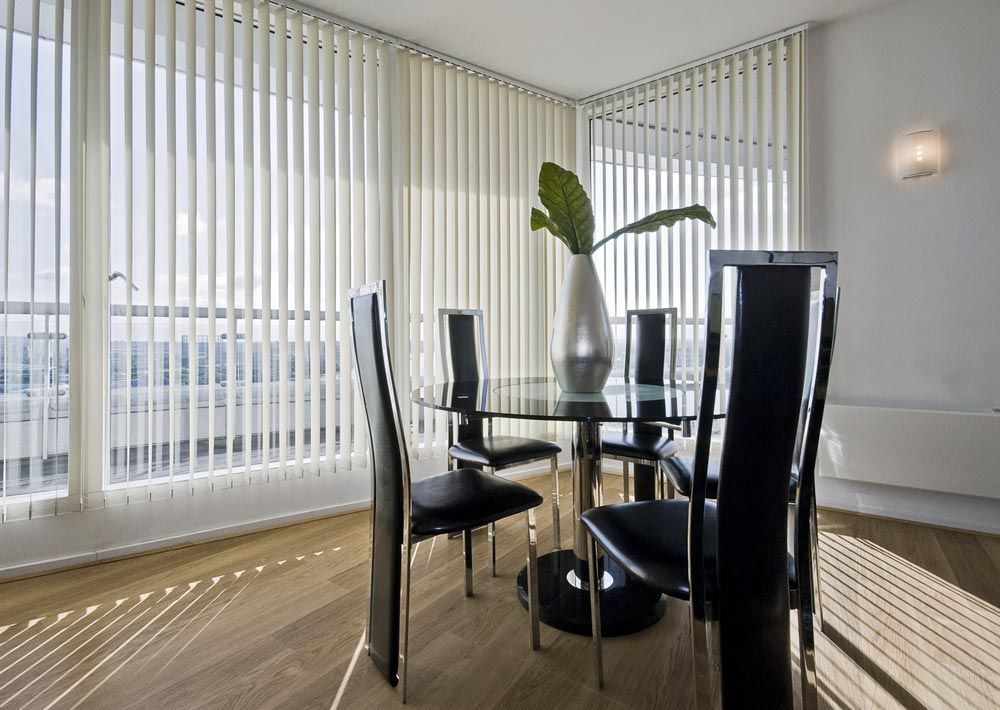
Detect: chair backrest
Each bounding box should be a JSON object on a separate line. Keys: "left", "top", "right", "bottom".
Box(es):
{"left": 791, "top": 282, "right": 840, "bottom": 656}
{"left": 687, "top": 251, "right": 838, "bottom": 709}
{"left": 623, "top": 308, "right": 678, "bottom": 385}
{"left": 349, "top": 280, "right": 410, "bottom": 687}
{"left": 438, "top": 308, "right": 489, "bottom": 443}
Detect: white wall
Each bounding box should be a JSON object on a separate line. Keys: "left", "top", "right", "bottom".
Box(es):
{"left": 807, "top": 0, "right": 1000, "bottom": 530}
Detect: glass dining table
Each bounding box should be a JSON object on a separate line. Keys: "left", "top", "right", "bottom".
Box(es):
{"left": 411, "top": 376, "right": 718, "bottom": 636}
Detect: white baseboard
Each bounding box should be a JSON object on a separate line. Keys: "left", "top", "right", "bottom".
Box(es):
{"left": 0, "top": 500, "right": 371, "bottom": 581}
{"left": 0, "top": 450, "right": 572, "bottom": 582}
{"left": 817, "top": 477, "right": 1000, "bottom": 535}
{"left": 816, "top": 403, "right": 999, "bottom": 534}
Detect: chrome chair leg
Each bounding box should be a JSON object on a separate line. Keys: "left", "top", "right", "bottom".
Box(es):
{"left": 489, "top": 522, "right": 497, "bottom": 577}
{"left": 399, "top": 535, "right": 413, "bottom": 704}
{"left": 463, "top": 529, "right": 474, "bottom": 597}
{"left": 550, "top": 456, "right": 561, "bottom": 550}
{"left": 799, "top": 501, "right": 820, "bottom": 710}
{"left": 487, "top": 467, "right": 497, "bottom": 576}
{"left": 588, "top": 534, "right": 604, "bottom": 689}
{"left": 622, "top": 461, "right": 631, "bottom": 502}
{"left": 799, "top": 602, "right": 819, "bottom": 710}
{"left": 525, "top": 509, "right": 540, "bottom": 650}
{"left": 690, "top": 610, "right": 712, "bottom": 710}
{"left": 811, "top": 502, "right": 824, "bottom": 632}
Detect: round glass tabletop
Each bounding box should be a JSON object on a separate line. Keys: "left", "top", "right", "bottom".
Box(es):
{"left": 411, "top": 376, "right": 715, "bottom": 423}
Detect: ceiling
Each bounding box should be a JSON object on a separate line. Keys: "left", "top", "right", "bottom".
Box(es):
{"left": 305, "top": 0, "right": 896, "bottom": 100}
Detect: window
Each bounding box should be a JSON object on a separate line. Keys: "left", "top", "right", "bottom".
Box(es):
{"left": 0, "top": 0, "right": 71, "bottom": 518}
{"left": 0, "top": 0, "right": 575, "bottom": 520}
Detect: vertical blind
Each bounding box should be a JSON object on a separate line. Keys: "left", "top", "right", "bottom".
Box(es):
{"left": 0, "top": 0, "right": 575, "bottom": 521}
{"left": 0, "top": 0, "right": 70, "bottom": 522}
{"left": 97, "top": 0, "right": 396, "bottom": 508}
{"left": 582, "top": 32, "right": 804, "bottom": 396}
{"left": 393, "top": 51, "right": 575, "bottom": 455}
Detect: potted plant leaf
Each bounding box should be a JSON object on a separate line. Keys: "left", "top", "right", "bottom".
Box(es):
{"left": 531, "top": 161, "right": 716, "bottom": 392}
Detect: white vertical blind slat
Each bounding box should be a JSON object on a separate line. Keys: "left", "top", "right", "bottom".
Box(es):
{"left": 143, "top": 0, "right": 156, "bottom": 493}
{"left": 403, "top": 53, "right": 419, "bottom": 447}
{"left": 788, "top": 33, "right": 802, "bottom": 246}
{"left": 321, "top": 21, "right": 335, "bottom": 468}
{"left": 348, "top": 32, "right": 365, "bottom": 461}
{"left": 455, "top": 72, "right": 467, "bottom": 307}
{"left": 26, "top": 0, "right": 40, "bottom": 514}
{"left": 222, "top": 0, "right": 236, "bottom": 486}
{"left": 771, "top": 41, "right": 784, "bottom": 252}
{"left": 363, "top": 38, "right": 378, "bottom": 285}
{"left": 290, "top": 12, "right": 305, "bottom": 476}
{"left": 186, "top": 0, "right": 198, "bottom": 493}
{"left": 204, "top": 0, "right": 218, "bottom": 487}
{"left": 241, "top": 0, "right": 256, "bottom": 481}
{"left": 52, "top": 0, "right": 66, "bottom": 511}
{"left": 275, "top": 6, "right": 289, "bottom": 478}
{"left": 258, "top": 0, "right": 272, "bottom": 478}
{"left": 306, "top": 18, "right": 320, "bottom": 473}
{"left": 165, "top": 0, "right": 178, "bottom": 491}
{"left": 334, "top": 26, "right": 350, "bottom": 463}
{"left": 755, "top": 45, "right": 766, "bottom": 253}
{"left": 653, "top": 81, "right": 662, "bottom": 309}
{"left": 1, "top": 0, "right": 14, "bottom": 521}
{"left": 431, "top": 61, "right": 445, "bottom": 446}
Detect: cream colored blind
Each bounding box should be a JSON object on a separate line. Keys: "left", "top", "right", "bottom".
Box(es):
{"left": 2, "top": 0, "right": 575, "bottom": 521}
{"left": 94, "top": 0, "right": 393, "bottom": 508}
{"left": 582, "top": 33, "right": 804, "bottom": 396}
{"left": 393, "top": 51, "right": 575, "bottom": 455}
{"left": 0, "top": 0, "right": 70, "bottom": 522}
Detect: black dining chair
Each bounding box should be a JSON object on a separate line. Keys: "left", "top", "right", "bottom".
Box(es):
{"left": 439, "top": 308, "right": 563, "bottom": 562}
{"left": 581, "top": 251, "right": 838, "bottom": 710}
{"left": 659, "top": 283, "right": 841, "bottom": 670}
{"left": 601, "top": 308, "right": 682, "bottom": 501}
{"left": 351, "top": 282, "right": 543, "bottom": 703}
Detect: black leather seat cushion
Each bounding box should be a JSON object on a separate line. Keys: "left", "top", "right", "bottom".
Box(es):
{"left": 602, "top": 429, "right": 679, "bottom": 463}
{"left": 582, "top": 499, "right": 714, "bottom": 600}
{"left": 582, "top": 499, "right": 797, "bottom": 603}
{"left": 410, "top": 468, "right": 544, "bottom": 537}
{"left": 449, "top": 435, "right": 561, "bottom": 469}
{"left": 662, "top": 456, "right": 799, "bottom": 500}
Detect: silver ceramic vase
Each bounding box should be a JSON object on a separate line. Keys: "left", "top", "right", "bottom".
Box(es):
{"left": 550, "top": 254, "right": 614, "bottom": 393}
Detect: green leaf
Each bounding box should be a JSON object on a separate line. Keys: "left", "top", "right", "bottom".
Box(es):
{"left": 536, "top": 162, "right": 594, "bottom": 254}
{"left": 530, "top": 207, "right": 574, "bottom": 252}
{"left": 590, "top": 205, "right": 716, "bottom": 254}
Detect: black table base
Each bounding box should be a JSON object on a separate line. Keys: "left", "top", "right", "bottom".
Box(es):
{"left": 632, "top": 461, "right": 657, "bottom": 501}
{"left": 516, "top": 549, "right": 667, "bottom": 636}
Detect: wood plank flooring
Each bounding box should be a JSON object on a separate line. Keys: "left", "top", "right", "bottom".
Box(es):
{"left": 0, "top": 471, "right": 997, "bottom": 709}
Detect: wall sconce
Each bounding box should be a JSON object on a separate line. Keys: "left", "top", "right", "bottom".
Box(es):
{"left": 898, "top": 129, "right": 939, "bottom": 179}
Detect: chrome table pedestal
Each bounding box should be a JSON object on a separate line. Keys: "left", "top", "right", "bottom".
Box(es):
{"left": 515, "top": 421, "right": 666, "bottom": 635}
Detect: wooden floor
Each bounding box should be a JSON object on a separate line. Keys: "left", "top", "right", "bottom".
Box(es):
{"left": 1, "top": 471, "right": 998, "bottom": 709}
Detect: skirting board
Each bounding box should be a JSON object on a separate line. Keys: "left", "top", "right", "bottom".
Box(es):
{"left": 816, "top": 403, "right": 999, "bottom": 533}
{"left": 817, "top": 477, "right": 1000, "bottom": 535}
{"left": 0, "top": 450, "right": 573, "bottom": 581}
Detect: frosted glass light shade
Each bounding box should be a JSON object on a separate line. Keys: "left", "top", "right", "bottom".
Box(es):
{"left": 898, "top": 129, "right": 939, "bottom": 179}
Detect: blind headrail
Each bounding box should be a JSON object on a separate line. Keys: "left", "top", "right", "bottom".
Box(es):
{"left": 577, "top": 23, "right": 808, "bottom": 106}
